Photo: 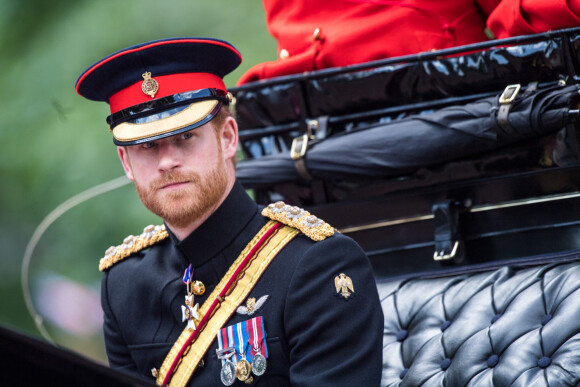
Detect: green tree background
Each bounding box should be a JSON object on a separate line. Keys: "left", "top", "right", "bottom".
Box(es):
{"left": 0, "top": 0, "right": 276, "bottom": 363}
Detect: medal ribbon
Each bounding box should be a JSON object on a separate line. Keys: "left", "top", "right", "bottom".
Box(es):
{"left": 259, "top": 317, "right": 268, "bottom": 358}
{"left": 218, "top": 317, "right": 269, "bottom": 365}
{"left": 218, "top": 327, "right": 231, "bottom": 366}
{"left": 183, "top": 264, "right": 193, "bottom": 285}
{"left": 217, "top": 330, "right": 225, "bottom": 365}
{"left": 247, "top": 316, "right": 268, "bottom": 360}
{"left": 227, "top": 325, "right": 237, "bottom": 363}
{"left": 235, "top": 321, "right": 249, "bottom": 362}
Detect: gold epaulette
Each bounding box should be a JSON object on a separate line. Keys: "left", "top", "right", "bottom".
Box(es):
{"left": 261, "top": 201, "right": 335, "bottom": 241}
{"left": 99, "top": 224, "right": 169, "bottom": 272}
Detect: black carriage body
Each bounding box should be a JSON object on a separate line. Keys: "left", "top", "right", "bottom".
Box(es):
{"left": 232, "top": 27, "right": 580, "bottom": 278}
{"left": 232, "top": 28, "right": 580, "bottom": 385}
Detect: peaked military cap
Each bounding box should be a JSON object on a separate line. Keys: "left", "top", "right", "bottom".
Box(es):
{"left": 75, "top": 37, "right": 242, "bottom": 145}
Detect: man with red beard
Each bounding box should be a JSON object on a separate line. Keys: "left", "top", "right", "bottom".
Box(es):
{"left": 76, "top": 38, "right": 383, "bottom": 386}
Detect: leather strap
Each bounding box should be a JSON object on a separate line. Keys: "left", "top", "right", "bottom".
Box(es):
{"left": 497, "top": 82, "right": 539, "bottom": 138}
{"left": 291, "top": 134, "right": 314, "bottom": 181}
{"left": 497, "top": 103, "right": 517, "bottom": 137}
{"left": 432, "top": 200, "right": 462, "bottom": 262}
{"left": 157, "top": 220, "right": 299, "bottom": 386}
{"left": 295, "top": 157, "right": 314, "bottom": 181}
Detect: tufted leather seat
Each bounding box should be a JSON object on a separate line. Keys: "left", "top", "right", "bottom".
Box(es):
{"left": 378, "top": 256, "right": 580, "bottom": 386}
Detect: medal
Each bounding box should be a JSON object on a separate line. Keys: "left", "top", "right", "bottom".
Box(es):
{"left": 252, "top": 352, "right": 267, "bottom": 376}
{"left": 234, "top": 320, "right": 251, "bottom": 382}
{"left": 220, "top": 360, "right": 236, "bottom": 386}
{"left": 217, "top": 317, "right": 269, "bottom": 383}
{"left": 235, "top": 358, "right": 252, "bottom": 381}
{"left": 217, "top": 347, "right": 236, "bottom": 386}
{"left": 248, "top": 316, "right": 268, "bottom": 375}
{"left": 182, "top": 264, "right": 203, "bottom": 330}
{"left": 218, "top": 328, "right": 239, "bottom": 386}
{"left": 181, "top": 294, "right": 199, "bottom": 330}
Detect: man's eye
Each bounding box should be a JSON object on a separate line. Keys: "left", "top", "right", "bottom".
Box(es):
{"left": 182, "top": 132, "right": 193, "bottom": 140}
{"left": 142, "top": 141, "right": 155, "bottom": 149}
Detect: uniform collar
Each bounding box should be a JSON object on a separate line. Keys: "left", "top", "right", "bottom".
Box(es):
{"left": 170, "top": 181, "right": 258, "bottom": 266}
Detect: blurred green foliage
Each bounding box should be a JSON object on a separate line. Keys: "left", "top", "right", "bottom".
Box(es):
{"left": 0, "top": 0, "right": 276, "bottom": 363}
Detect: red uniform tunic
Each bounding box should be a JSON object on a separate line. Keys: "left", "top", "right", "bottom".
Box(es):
{"left": 488, "top": 0, "right": 580, "bottom": 39}
{"left": 237, "top": 0, "right": 580, "bottom": 85}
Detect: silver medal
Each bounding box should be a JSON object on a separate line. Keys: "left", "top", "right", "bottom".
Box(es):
{"left": 252, "top": 353, "right": 267, "bottom": 376}
{"left": 220, "top": 360, "right": 236, "bottom": 386}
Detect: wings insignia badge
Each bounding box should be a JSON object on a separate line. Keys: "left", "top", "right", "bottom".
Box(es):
{"left": 236, "top": 295, "right": 269, "bottom": 316}
{"left": 335, "top": 273, "right": 354, "bottom": 299}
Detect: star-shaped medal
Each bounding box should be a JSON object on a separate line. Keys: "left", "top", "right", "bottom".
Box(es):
{"left": 182, "top": 294, "right": 200, "bottom": 330}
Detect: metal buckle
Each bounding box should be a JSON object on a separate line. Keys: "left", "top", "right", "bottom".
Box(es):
{"left": 499, "top": 84, "right": 521, "bottom": 104}
{"left": 306, "top": 120, "right": 319, "bottom": 140}
{"left": 433, "top": 240, "right": 459, "bottom": 261}
{"left": 291, "top": 135, "right": 309, "bottom": 160}
{"left": 216, "top": 346, "right": 236, "bottom": 359}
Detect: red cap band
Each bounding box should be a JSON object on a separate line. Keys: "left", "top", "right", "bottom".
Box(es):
{"left": 108, "top": 72, "right": 226, "bottom": 114}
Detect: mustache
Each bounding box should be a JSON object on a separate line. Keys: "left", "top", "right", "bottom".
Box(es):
{"left": 151, "top": 171, "right": 200, "bottom": 190}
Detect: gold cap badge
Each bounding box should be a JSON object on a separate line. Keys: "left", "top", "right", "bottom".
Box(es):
{"left": 141, "top": 71, "right": 159, "bottom": 98}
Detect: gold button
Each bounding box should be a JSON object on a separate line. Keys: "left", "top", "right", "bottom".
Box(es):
{"left": 279, "top": 49, "right": 289, "bottom": 60}
{"left": 151, "top": 367, "right": 158, "bottom": 378}
{"left": 123, "top": 235, "right": 135, "bottom": 244}
{"left": 312, "top": 28, "right": 322, "bottom": 41}
{"left": 306, "top": 215, "right": 318, "bottom": 224}
{"left": 289, "top": 206, "right": 301, "bottom": 215}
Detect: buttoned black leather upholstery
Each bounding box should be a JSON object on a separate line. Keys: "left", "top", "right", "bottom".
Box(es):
{"left": 378, "top": 258, "right": 580, "bottom": 386}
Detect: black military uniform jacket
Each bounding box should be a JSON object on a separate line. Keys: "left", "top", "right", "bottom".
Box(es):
{"left": 101, "top": 181, "right": 384, "bottom": 386}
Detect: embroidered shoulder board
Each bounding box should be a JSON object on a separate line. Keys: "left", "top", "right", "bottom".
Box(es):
{"left": 99, "top": 224, "right": 169, "bottom": 272}
{"left": 262, "top": 201, "right": 335, "bottom": 241}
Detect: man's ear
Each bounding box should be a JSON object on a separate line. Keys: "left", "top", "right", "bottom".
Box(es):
{"left": 220, "top": 116, "right": 239, "bottom": 160}
{"left": 117, "top": 147, "right": 135, "bottom": 181}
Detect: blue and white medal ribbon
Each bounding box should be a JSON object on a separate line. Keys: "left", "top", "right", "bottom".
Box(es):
{"left": 234, "top": 321, "right": 251, "bottom": 382}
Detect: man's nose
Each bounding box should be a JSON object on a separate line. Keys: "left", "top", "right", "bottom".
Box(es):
{"left": 157, "top": 142, "right": 182, "bottom": 171}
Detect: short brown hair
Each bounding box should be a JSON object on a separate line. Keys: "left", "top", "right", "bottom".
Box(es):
{"left": 211, "top": 104, "right": 239, "bottom": 165}
{"left": 211, "top": 104, "right": 233, "bottom": 132}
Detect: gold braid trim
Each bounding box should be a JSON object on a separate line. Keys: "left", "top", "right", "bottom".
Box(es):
{"left": 157, "top": 221, "right": 300, "bottom": 386}
{"left": 261, "top": 201, "right": 335, "bottom": 241}
{"left": 99, "top": 224, "right": 169, "bottom": 271}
